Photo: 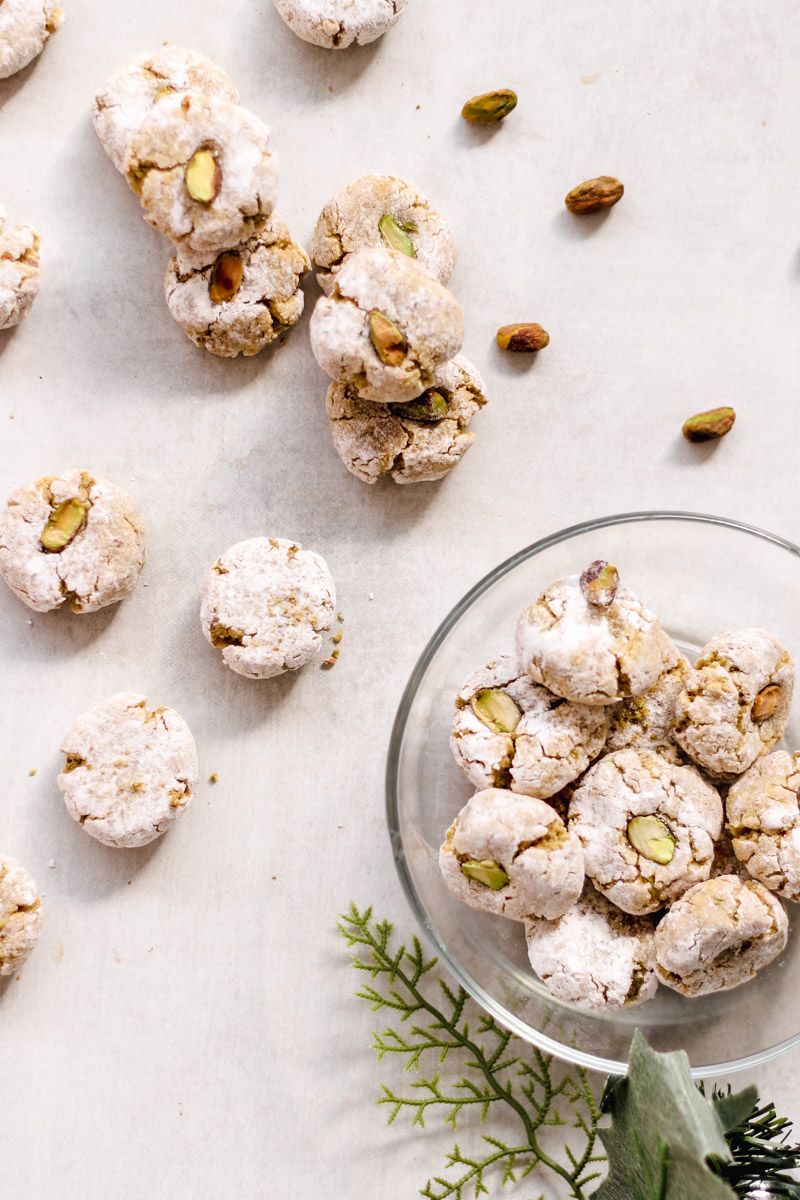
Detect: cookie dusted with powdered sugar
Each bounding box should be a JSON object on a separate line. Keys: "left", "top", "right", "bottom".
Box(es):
{"left": 0, "top": 470, "right": 146, "bottom": 613}
{"left": 165, "top": 215, "right": 309, "bottom": 357}
{"left": 201, "top": 537, "right": 335, "bottom": 679}
{"left": 310, "top": 247, "right": 464, "bottom": 405}
{"left": 654, "top": 875, "right": 787, "bottom": 997}
{"left": 726, "top": 751, "right": 800, "bottom": 901}
{"left": 673, "top": 629, "right": 793, "bottom": 780}
{"left": 439, "top": 788, "right": 584, "bottom": 922}
{"left": 311, "top": 174, "right": 457, "bottom": 296}
{"left": 0, "top": 857, "right": 42, "bottom": 974}
{"left": 450, "top": 652, "right": 607, "bottom": 798}
{"left": 568, "top": 747, "right": 723, "bottom": 915}
{"left": 93, "top": 47, "right": 239, "bottom": 174}
{"left": 126, "top": 91, "right": 279, "bottom": 256}
{"left": 58, "top": 693, "right": 198, "bottom": 849}
{"left": 0, "top": 206, "right": 41, "bottom": 330}
{"left": 605, "top": 637, "right": 691, "bottom": 759}
{"left": 0, "top": 0, "right": 63, "bottom": 79}
{"left": 326, "top": 354, "right": 485, "bottom": 484}
{"left": 273, "top": 0, "right": 407, "bottom": 48}
{"left": 524, "top": 884, "right": 657, "bottom": 1011}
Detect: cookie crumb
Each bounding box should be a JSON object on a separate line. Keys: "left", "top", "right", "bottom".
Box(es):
{"left": 332, "top": 631, "right": 342, "bottom": 645}
{"left": 322, "top": 651, "right": 339, "bottom": 668}
{"left": 48, "top": 859, "right": 55, "bottom": 869}
{"left": 209, "top": 773, "right": 218, "bottom": 783}
{"left": 28, "top": 768, "right": 36, "bottom": 776}
{"left": 338, "top": 611, "right": 344, "bottom": 622}
{"left": 368, "top": 592, "right": 374, "bottom": 600}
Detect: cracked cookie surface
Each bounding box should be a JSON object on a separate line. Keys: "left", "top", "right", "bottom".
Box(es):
{"left": 0, "top": 469, "right": 146, "bottom": 613}
{"left": 201, "top": 537, "right": 335, "bottom": 679}
{"left": 273, "top": 0, "right": 407, "bottom": 48}
{"left": 0, "top": 206, "right": 41, "bottom": 330}
{"left": 568, "top": 747, "right": 723, "bottom": 914}
{"left": 326, "top": 353, "right": 485, "bottom": 484}
{"left": 0, "top": 0, "right": 63, "bottom": 79}
{"left": 673, "top": 628, "right": 793, "bottom": 779}
{"left": 310, "top": 174, "right": 457, "bottom": 295}
{"left": 450, "top": 652, "right": 607, "bottom": 798}
{"left": 165, "top": 214, "right": 309, "bottom": 357}
{"left": 605, "top": 636, "right": 690, "bottom": 759}
{"left": 93, "top": 47, "right": 238, "bottom": 174}
{"left": 654, "top": 874, "right": 788, "bottom": 996}
{"left": 727, "top": 751, "right": 800, "bottom": 901}
{"left": 0, "top": 856, "right": 42, "bottom": 975}
{"left": 126, "top": 90, "right": 279, "bottom": 256}
{"left": 515, "top": 574, "right": 669, "bottom": 705}
{"left": 524, "top": 883, "right": 657, "bottom": 1011}
{"left": 58, "top": 692, "right": 198, "bottom": 849}
{"left": 310, "top": 247, "right": 464, "bottom": 405}
{"left": 439, "top": 788, "right": 584, "bottom": 922}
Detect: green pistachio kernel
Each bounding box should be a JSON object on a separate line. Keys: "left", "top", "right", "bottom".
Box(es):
{"left": 379, "top": 213, "right": 416, "bottom": 257}
{"left": 460, "top": 859, "right": 509, "bottom": 889}
{"left": 627, "top": 815, "right": 676, "bottom": 865}
{"left": 369, "top": 310, "right": 408, "bottom": 367}
{"left": 390, "top": 390, "right": 449, "bottom": 422}
{"left": 40, "top": 499, "right": 87, "bottom": 552}
{"left": 470, "top": 688, "right": 522, "bottom": 735}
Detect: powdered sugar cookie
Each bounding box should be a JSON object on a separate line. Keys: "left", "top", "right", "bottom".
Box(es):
{"left": 326, "top": 353, "right": 485, "bottom": 484}
{"left": 654, "top": 875, "right": 787, "bottom": 997}
{"left": 273, "top": 0, "right": 407, "bottom": 48}
{"left": 58, "top": 693, "right": 197, "bottom": 849}
{"left": 310, "top": 247, "right": 464, "bottom": 405}
{"left": 726, "top": 751, "right": 800, "bottom": 901}
{"left": 165, "top": 214, "right": 309, "bottom": 357}
{"left": 0, "top": 207, "right": 41, "bottom": 330}
{"left": 605, "top": 638, "right": 691, "bottom": 757}
{"left": 515, "top": 570, "right": 668, "bottom": 705}
{"left": 439, "top": 788, "right": 584, "bottom": 922}
{"left": 311, "top": 174, "right": 457, "bottom": 296}
{"left": 568, "top": 747, "right": 723, "bottom": 915}
{"left": 673, "top": 629, "right": 793, "bottom": 780}
{"left": 201, "top": 537, "right": 335, "bottom": 679}
{"left": 450, "top": 652, "right": 607, "bottom": 798}
{"left": 524, "top": 884, "right": 657, "bottom": 1010}
{"left": 0, "top": 857, "right": 41, "bottom": 974}
{"left": 126, "top": 91, "right": 279, "bottom": 256}
{"left": 0, "top": 470, "right": 146, "bottom": 613}
{"left": 93, "top": 47, "right": 239, "bottom": 174}
{"left": 0, "top": 0, "right": 63, "bottom": 79}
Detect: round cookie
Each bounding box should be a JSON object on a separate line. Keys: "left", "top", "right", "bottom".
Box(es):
{"left": 0, "top": 470, "right": 146, "bottom": 613}
{"left": 673, "top": 629, "right": 794, "bottom": 780}
{"left": 309, "top": 247, "right": 464, "bottom": 405}
{"left": 126, "top": 91, "right": 279, "bottom": 256}
{"left": 726, "top": 751, "right": 800, "bottom": 901}
{"left": 605, "top": 637, "right": 691, "bottom": 758}
{"left": 439, "top": 788, "right": 584, "bottom": 922}
{"left": 201, "top": 537, "right": 335, "bottom": 679}
{"left": 93, "top": 47, "right": 239, "bottom": 174}
{"left": 0, "top": 0, "right": 63, "bottom": 79}
{"left": 165, "top": 215, "right": 310, "bottom": 357}
{"left": 310, "top": 174, "right": 457, "bottom": 296}
{"left": 524, "top": 884, "right": 657, "bottom": 1011}
{"left": 0, "top": 207, "right": 41, "bottom": 330}
{"left": 450, "top": 652, "right": 607, "bottom": 798}
{"left": 568, "top": 748, "right": 723, "bottom": 915}
{"left": 654, "top": 875, "right": 788, "bottom": 997}
{"left": 273, "top": 0, "right": 407, "bottom": 48}
{"left": 515, "top": 572, "right": 669, "bottom": 705}
{"left": 0, "top": 857, "right": 42, "bottom": 975}
{"left": 58, "top": 693, "right": 198, "bottom": 849}
{"left": 326, "top": 354, "right": 485, "bottom": 484}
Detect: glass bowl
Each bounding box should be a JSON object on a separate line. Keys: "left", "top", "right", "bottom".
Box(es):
{"left": 386, "top": 512, "right": 800, "bottom": 1078}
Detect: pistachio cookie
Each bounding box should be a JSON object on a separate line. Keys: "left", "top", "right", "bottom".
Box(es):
{"left": 93, "top": 47, "right": 239, "bottom": 174}
{"left": 310, "top": 247, "right": 464, "bottom": 405}
{"left": 568, "top": 748, "right": 723, "bottom": 915}
{"left": 0, "top": 470, "right": 146, "bottom": 613}
{"left": 310, "top": 174, "right": 457, "bottom": 296}
{"left": 439, "top": 789, "right": 584, "bottom": 922}
{"left": 326, "top": 354, "right": 485, "bottom": 484}
{"left": 273, "top": 0, "right": 407, "bottom": 49}
{"left": 450, "top": 653, "right": 607, "bottom": 798}
{"left": 515, "top": 570, "right": 668, "bottom": 705}
{"left": 0, "top": 0, "right": 63, "bottom": 79}
{"left": 654, "top": 875, "right": 788, "bottom": 997}
{"left": 126, "top": 91, "right": 279, "bottom": 256}
{"left": 0, "top": 207, "right": 41, "bottom": 330}
{"left": 201, "top": 537, "right": 335, "bottom": 679}
{"left": 524, "top": 884, "right": 657, "bottom": 1011}
{"left": 605, "top": 638, "right": 691, "bottom": 758}
{"left": 58, "top": 693, "right": 198, "bottom": 849}
{"left": 726, "top": 751, "right": 800, "bottom": 901}
{"left": 673, "top": 629, "right": 793, "bottom": 780}
{"left": 165, "top": 215, "right": 310, "bottom": 357}
{"left": 0, "top": 857, "right": 42, "bottom": 975}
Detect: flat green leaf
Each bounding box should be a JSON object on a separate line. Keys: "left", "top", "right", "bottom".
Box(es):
{"left": 711, "top": 1086, "right": 757, "bottom": 1134}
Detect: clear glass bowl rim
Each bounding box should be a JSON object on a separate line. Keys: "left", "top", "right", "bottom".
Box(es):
{"left": 385, "top": 510, "right": 800, "bottom": 1078}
